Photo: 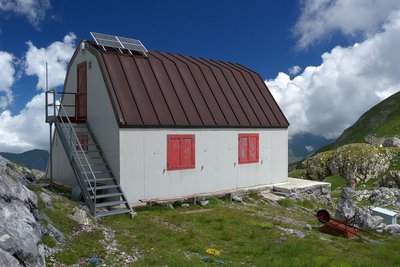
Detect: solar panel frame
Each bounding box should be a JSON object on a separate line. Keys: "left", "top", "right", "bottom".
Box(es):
{"left": 91, "top": 32, "right": 148, "bottom": 54}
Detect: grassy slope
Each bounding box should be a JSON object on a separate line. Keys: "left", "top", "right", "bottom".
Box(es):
{"left": 33, "top": 188, "right": 400, "bottom": 267}
{"left": 317, "top": 91, "right": 400, "bottom": 153}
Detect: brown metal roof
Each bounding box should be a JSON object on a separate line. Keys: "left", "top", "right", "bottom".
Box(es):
{"left": 87, "top": 42, "right": 289, "bottom": 128}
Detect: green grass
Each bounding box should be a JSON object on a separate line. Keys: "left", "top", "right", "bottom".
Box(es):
{"left": 288, "top": 169, "right": 304, "bottom": 178}
{"left": 277, "top": 198, "right": 295, "bottom": 207}
{"left": 324, "top": 174, "right": 346, "bottom": 191}
{"left": 42, "top": 234, "right": 57, "bottom": 248}
{"left": 39, "top": 192, "right": 400, "bottom": 266}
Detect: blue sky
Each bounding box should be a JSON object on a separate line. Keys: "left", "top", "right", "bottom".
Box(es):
{"left": 0, "top": 0, "right": 400, "bottom": 152}
{"left": 2, "top": 1, "right": 303, "bottom": 112}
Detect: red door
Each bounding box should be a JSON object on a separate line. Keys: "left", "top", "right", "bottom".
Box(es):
{"left": 76, "top": 62, "right": 87, "bottom": 122}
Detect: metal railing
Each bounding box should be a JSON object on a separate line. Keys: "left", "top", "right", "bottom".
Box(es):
{"left": 46, "top": 90, "right": 98, "bottom": 209}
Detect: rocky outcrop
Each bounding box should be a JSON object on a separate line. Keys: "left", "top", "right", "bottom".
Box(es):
{"left": 335, "top": 184, "right": 356, "bottom": 220}
{"left": 364, "top": 135, "right": 385, "bottom": 147}
{"left": 335, "top": 184, "right": 391, "bottom": 230}
{"left": 301, "top": 151, "right": 333, "bottom": 181}
{"left": 380, "top": 171, "right": 400, "bottom": 188}
{"left": 382, "top": 137, "right": 400, "bottom": 148}
{"left": 288, "top": 184, "right": 332, "bottom": 205}
{"left": 369, "top": 187, "right": 400, "bottom": 206}
{"left": 384, "top": 224, "right": 400, "bottom": 236}
{"left": 329, "top": 144, "right": 393, "bottom": 183}
{"left": 354, "top": 208, "right": 385, "bottom": 230}
{"left": 0, "top": 172, "right": 45, "bottom": 266}
{"left": 365, "top": 135, "right": 400, "bottom": 148}
{"left": 301, "top": 144, "right": 395, "bottom": 183}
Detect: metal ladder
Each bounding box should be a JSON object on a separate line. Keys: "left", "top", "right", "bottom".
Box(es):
{"left": 46, "top": 90, "right": 133, "bottom": 217}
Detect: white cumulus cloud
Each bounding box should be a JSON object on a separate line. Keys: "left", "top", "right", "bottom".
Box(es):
{"left": 267, "top": 11, "right": 400, "bottom": 139}
{"left": 25, "top": 33, "right": 76, "bottom": 90}
{"left": 288, "top": 65, "right": 302, "bottom": 76}
{"left": 0, "top": 0, "right": 51, "bottom": 28}
{"left": 293, "top": 0, "right": 400, "bottom": 49}
{"left": 0, "top": 51, "right": 15, "bottom": 109}
{"left": 0, "top": 92, "right": 48, "bottom": 152}
{"left": 0, "top": 33, "right": 77, "bottom": 153}
{"left": 305, "top": 145, "right": 314, "bottom": 152}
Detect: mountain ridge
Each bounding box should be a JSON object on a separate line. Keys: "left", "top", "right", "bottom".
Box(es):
{"left": 0, "top": 149, "right": 49, "bottom": 171}
{"left": 317, "top": 91, "right": 400, "bottom": 153}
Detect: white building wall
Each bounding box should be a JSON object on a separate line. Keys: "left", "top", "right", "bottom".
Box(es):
{"left": 51, "top": 44, "right": 120, "bottom": 186}
{"left": 50, "top": 131, "right": 76, "bottom": 188}
{"left": 84, "top": 48, "right": 120, "bottom": 180}
{"left": 120, "top": 128, "right": 288, "bottom": 204}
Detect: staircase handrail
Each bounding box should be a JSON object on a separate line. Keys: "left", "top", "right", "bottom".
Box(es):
{"left": 48, "top": 89, "right": 97, "bottom": 196}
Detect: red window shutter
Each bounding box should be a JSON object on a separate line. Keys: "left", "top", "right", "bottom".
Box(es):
{"left": 167, "top": 137, "right": 181, "bottom": 169}
{"left": 239, "top": 135, "right": 249, "bottom": 163}
{"left": 167, "top": 135, "right": 195, "bottom": 170}
{"left": 181, "top": 137, "right": 195, "bottom": 168}
{"left": 248, "top": 135, "right": 259, "bottom": 162}
{"left": 238, "top": 133, "right": 259, "bottom": 164}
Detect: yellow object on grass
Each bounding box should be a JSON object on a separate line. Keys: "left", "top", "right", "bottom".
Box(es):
{"left": 206, "top": 248, "right": 221, "bottom": 256}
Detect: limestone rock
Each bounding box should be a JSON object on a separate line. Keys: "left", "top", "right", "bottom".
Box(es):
{"left": 70, "top": 207, "right": 91, "bottom": 226}
{"left": 0, "top": 248, "right": 22, "bottom": 267}
{"left": 41, "top": 222, "right": 65, "bottom": 244}
{"left": 0, "top": 172, "right": 37, "bottom": 206}
{"left": 355, "top": 208, "right": 385, "bottom": 230}
{"left": 328, "top": 144, "right": 392, "bottom": 183}
{"left": 384, "top": 224, "right": 400, "bottom": 236}
{"left": 289, "top": 184, "right": 332, "bottom": 205}
{"left": 300, "top": 151, "right": 332, "bottom": 181}
{"left": 335, "top": 185, "right": 355, "bottom": 220}
{"left": 276, "top": 225, "right": 306, "bottom": 238}
{"left": 380, "top": 171, "right": 400, "bottom": 188}
{"left": 0, "top": 173, "right": 44, "bottom": 266}
{"left": 364, "top": 135, "right": 385, "bottom": 147}
{"left": 382, "top": 137, "right": 400, "bottom": 148}
{"left": 40, "top": 192, "right": 53, "bottom": 210}
{"left": 232, "top": 195, "right": 243, "bottom": 202}
{"left": 369, "top": 187, "right": 400, "bottom": 206}
{"left": 199, "top": 200, "right": 209, "bottom": 207}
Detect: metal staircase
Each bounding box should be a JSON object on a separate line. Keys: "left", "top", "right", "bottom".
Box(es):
{"left": 46, "top": 90, "right": 133, "bottom": 217}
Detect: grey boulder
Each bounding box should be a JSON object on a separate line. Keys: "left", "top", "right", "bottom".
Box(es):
{"left": 0, "top": 173, "right": 45, "bottom": 266}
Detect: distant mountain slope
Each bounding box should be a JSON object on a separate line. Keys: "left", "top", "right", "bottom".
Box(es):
{"left": 0, "top": 149, "right": 49, "bottom": 171}
{"left": 318, "top": 91, "right": 400, "bottom": 152}
{"left": 288, "top": 133, "right": 334, "bottom": 163}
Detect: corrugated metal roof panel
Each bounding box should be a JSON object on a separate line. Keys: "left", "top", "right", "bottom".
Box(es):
{"left": 89, "top": 42, "right": 289, "bottom": 128}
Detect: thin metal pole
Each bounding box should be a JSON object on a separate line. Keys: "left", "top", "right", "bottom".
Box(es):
{"left": 49, "top": 123, "right": 53, "bottom": 190}
{"left": 46, "top": 63, "right": 53, "bottom": 190}
{"left": 46, "top": 62, "right": 48, "bottom": 91}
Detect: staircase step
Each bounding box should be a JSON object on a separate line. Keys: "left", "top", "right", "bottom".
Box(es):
{"left": 94, "top": 184, "right": 119, "bottom": 190}
{"left": 81, "top": 163, "right": 109, "bottom": 167}
{"left": 75, "top": 150, "right": 101, "bottom": 153}
{"left": 76, "top": 143, "right": 98, "bottom": 146}
{"left": 87, "top": 178, "right": 114, "bottom": 183}
{"left": 82, "top": 170, "right": 111, "bottom": 174}
{"left": 70, "top": 137, "right": 95, "bottom": 140}
{"left": 96, "top": 200, "right": 127, "bottom": 208}
{"left": 92, "top": 192, "right": 122, "bottom": 199}
{"left": 75, "top": 156, "right": 104, "bottom": 160}
{"left": 55, "top": 121, "right": 133, "bottom": 217}
{"left": 96, "top": 208, "right": 131, "bottom": 217}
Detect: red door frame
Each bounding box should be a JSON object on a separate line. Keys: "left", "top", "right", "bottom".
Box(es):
{"left": 76, "top": 62, "right": 87, "bottom": 122}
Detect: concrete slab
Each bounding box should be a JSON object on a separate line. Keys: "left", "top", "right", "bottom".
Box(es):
{"left": 274, "top": 178, "right": 330, "bottom": 194}
{"left": 260, "top": 191, "right": 285, "bottom": 202}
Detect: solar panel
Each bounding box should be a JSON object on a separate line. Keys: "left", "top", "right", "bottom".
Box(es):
{"left": 90, "top": 32, "right": 148, "bottom": 54}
